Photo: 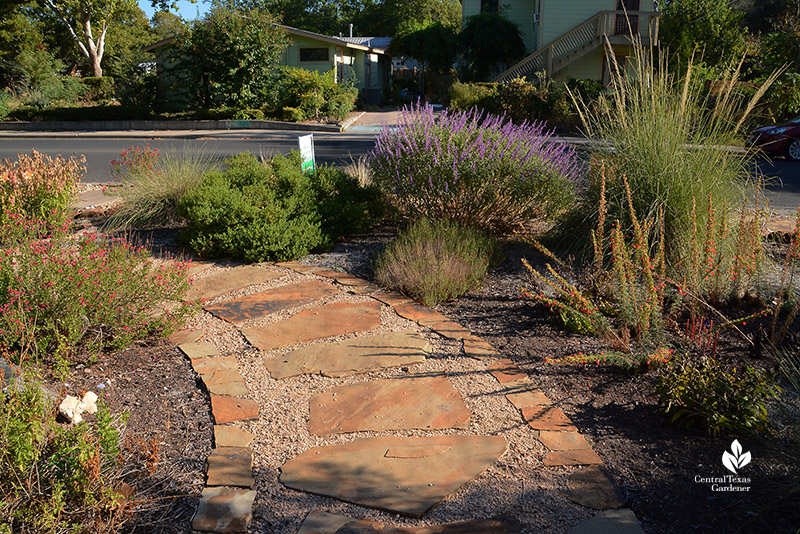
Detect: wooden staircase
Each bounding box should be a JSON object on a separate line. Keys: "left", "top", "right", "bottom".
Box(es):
{"left": 493, "top": 10, "right": 659, "bottom": 83}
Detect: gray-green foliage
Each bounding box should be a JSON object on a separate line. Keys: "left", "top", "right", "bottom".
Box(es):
{"left": 374, "top": 218, "right": 497, "bottom": 306}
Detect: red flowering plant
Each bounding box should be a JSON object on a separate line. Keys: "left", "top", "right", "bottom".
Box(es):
{"left": 0, "top": 214, "right": 195, "bottom": 372}
{"left": 109, "top": 143, "right": 160, "bottom": 182}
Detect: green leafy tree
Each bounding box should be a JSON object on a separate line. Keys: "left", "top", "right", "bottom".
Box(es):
{"left": 151, "top": 10, "right": 185, "bottom": 40}
{"left": 389, "top": 20, "right": 458, "bottom": 72}
{"left": 175, "top": 3, "right": 288, "bottom": 109}
{"left": 459, "top": 12, "right": 525, "bottom": 81}
{"left": 659, "top": 0, "right": 746, "bottom": 69}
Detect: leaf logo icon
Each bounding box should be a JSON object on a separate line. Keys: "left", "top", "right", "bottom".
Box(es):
{"left": 722, "top": 439, "right": 751, "bottom": 474}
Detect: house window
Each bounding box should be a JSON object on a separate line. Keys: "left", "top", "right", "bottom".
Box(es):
{"left": 480, "top": 0, "right": 499, "bottom": 13}
{"left": 300, "top": 47, "right": 329, "bottom": 62}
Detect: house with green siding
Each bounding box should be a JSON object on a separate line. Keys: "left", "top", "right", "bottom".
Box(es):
{"left": 144, "top": 25, "right": 391, "bottom": 109}
{"left": 461, "top": 0, "right": 659, "bottom": 83}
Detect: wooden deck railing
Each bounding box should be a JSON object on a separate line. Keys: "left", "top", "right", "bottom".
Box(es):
{"left": 493, "top": 10, "right": 659, "bottom": 83}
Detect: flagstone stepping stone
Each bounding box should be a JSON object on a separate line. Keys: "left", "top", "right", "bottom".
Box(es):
{"left": 192, "top": 355, "right": 239, "bottom": 375}
{"left": 243, "top": 301, "right": 382, "bottom": 351}
{"left": 538, "top": 431, "right": 592, "bottom": 451}
{"left": 568, "top": 508, "right": 645, "bottom": 534}
{"left": 279, "top": 435, "right": 507, "bottom": 517}
{"left": 505, "top": 389, "right": 551, "bottom": 410}
{"left": 371, "top": 291, "right": 413, "bottom": 307}
{"left": 522, "top": 406, "right": 578, "bottom": 431}
{"left": 568, "top": 466, "right": 625, "bottom": 510}
{"left": 201, "top": 372, "right": 249, "bottom": 397}
{"left": 184, "top": 262, "right": 215, "bottom": 277}
{"left": 332, "top": 273, "right": 371, "bottom": 286}
{"left": 168, "top": 329, "right": 204, "bottom": 345}
{"left": 210, "top": 395, "right": 259, "bottom": 425}
{"left": 214, "top": 425, "right": 255, "bottom": 448}
{"left": 428, "top": 321, "right": 472, "bottom": 341}
{"left": 188, "top": 265, "right": 283, "bottom": 300}
{"left": 297, "top": 511, "right": 361, "bottom": 534}
{"left": 308, "top": 376, "right": 470, "bottom": 435}
{"left": 179, "top": 342, "right": 219, "bottom": 361}
{"left": 393, "top": 302, "right": 449, "bottom": 326}
{"left": 203, "top": 281, "right": 338, "bottom": 323}
{"left": 488, "top": 359, "right": 528, "bottom": 384}
{"left": 462, "top": 337, "right": 498, "bottom": 360}
{"left": 543, "top": 449, "right": 603, "bottom": 466}
{"left": 206, "top": 447, "right": 255, "bottom": 488}
{"left": 264, "top": 330, "right": 429, "bottom": 379}
{"left": 192, "top": 486, "right": 256, "bottom": 533}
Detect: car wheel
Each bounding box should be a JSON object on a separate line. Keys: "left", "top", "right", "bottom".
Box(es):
{"left": 787, "top": 139, "right": 800, "bottom": 161}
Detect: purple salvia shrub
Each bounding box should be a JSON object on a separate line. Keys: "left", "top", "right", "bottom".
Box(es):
{"left": 370, "top": 102, "right": 584, "bottom": 233}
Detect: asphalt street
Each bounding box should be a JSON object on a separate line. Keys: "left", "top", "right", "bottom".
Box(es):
{"left": 1, "top": 132, "right": 799, "bottom": 213}
{"left": 0, "top": 132, "right": 377, "bottom": 182}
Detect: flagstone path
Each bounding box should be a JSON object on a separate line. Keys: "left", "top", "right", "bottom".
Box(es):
{"left": 167, "top": 262, "right": 645, "bottom": 534}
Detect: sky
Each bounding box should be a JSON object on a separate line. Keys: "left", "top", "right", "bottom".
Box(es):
{"left": 138, "top": 0, "right": 209, "bottom": 21}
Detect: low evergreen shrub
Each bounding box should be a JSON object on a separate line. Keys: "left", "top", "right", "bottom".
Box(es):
{"left": 81, "top": 76, "right": 115, "bottom": 102}
{"left": 178, "top": 151, "right": 383, "bottom": 262}
{"left": 374, "top": 218, "right": 496, "bottom": 306}
{"left": 656, "top": 354, "right": 780, "bottom": 435}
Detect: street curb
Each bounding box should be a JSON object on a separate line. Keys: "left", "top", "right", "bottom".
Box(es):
{"left": 340, "top": 111, "right": 366, "bottom": 132}
{"left": 0, "top": 119, "right": 342, "bottom": 134}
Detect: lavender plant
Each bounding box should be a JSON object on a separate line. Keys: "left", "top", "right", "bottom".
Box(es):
{"left": 369, "top": 102, "right": 584, "bottom": 234}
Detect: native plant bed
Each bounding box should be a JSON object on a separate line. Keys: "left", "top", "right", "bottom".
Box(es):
{"left": 297, "top": 231, "right": 800, "bottom": 534}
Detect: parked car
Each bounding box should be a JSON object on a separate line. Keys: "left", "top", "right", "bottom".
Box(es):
{"left": 747, "top": 117, "right": 800, "bottom": 160}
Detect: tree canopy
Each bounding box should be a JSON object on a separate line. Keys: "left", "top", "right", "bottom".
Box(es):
{"left": 659, "top": 0, "right": 746, "bottom": 69}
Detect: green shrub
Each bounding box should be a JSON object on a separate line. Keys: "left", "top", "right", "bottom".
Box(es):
{"left": 0, "top": 378, "right": 130, "bottom": 533}
{"left": 449, "top": 81, "right": 498, "bottom": 112}
{"left": 7, "top": 105, "right": 152, "bottom": 122}
{"left": 81, "top": 76, "right": 115, "bottom": 101}
{"left": 178, "top": 151, "right": 381, "bottom": 262}
{"left": 655, "top": 354, "right": 781, "bottom": 435}
{"left": 0, "top": 150, "right": 83, "bottom": 228}
{"left": 0, "top": 92, "right": 11, "bottom": 120}
{"left": 370, "top": 102, "right": 582, "bottom": 234}
{"left": 106, "top": 144, "right": 216, "bottom": 229}
{"left": 0, "top": 215, "right": 193, "bottom": 367}
{"left": 272, "top": 67, "right": 357, "bottom": 122}
{"left": 178, "top": 152, "right": 324, "bottom": 261}
{"left": 375, "top": 218, "right": 496, "bottom": 306}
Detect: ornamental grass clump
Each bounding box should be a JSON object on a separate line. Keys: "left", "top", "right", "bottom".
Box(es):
{"left": 106, "top": 144, "right": 216, "bottom": 229}
{"left": 564, "top": 44, "right": 779, "bottom": 274}
{"left": 369, "top": 102, "right": 584, "bottom": 234}
{"left": 374, "top": 218, "right": 496, "bottom": 307}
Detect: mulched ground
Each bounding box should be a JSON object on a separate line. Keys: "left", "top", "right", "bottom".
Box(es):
{"left": 46, "top": 342, "right": 212, "bottom": 533}
{"left": 58, "top": 220, "right": 799, "bottom": 534}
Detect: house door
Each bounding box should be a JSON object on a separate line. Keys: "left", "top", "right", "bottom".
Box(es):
{"left": 615, "top": 0, "right": 640, "bottom": 35}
